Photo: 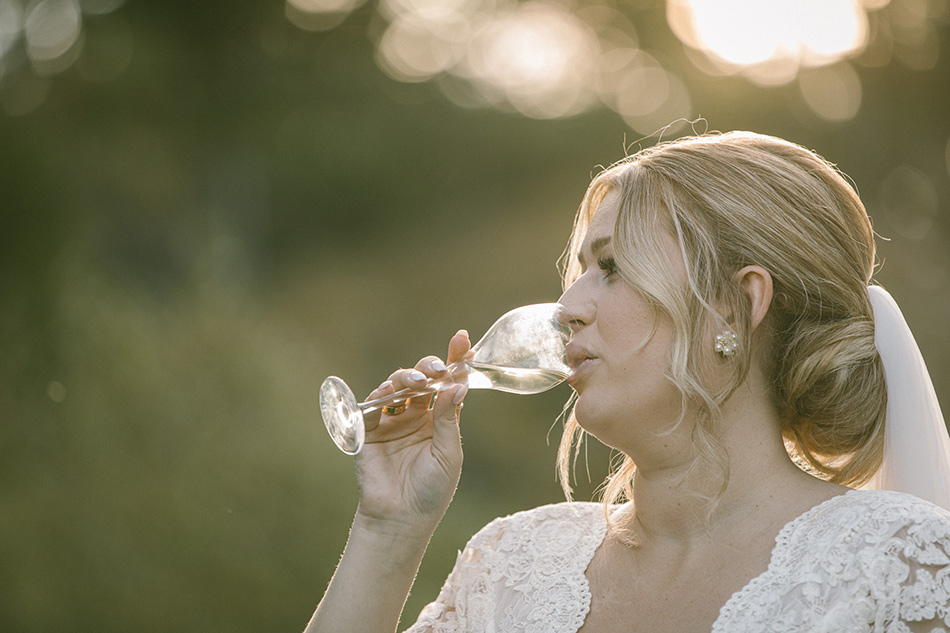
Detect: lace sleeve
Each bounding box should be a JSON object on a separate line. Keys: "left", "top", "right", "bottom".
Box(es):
{"left": 401, "top": 516, "right": 507, "bottom": 633}
{"left": 402, "top": 503, "right": 605, "bottom": 633}
{"left": 885, "top": 512, "right": 950, "bottom": 633}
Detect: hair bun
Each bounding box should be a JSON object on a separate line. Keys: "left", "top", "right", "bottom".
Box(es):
{"left": 777, "top": 314, "right": 886, "bottom": 485}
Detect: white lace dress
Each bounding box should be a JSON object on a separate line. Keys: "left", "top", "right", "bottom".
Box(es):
{"left": 405, "top": 489, "right": 950, "bottom": 632}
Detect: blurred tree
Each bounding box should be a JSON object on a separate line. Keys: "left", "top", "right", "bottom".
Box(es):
{"left": 0, "top": 1, "right": 947, "bottom": 631}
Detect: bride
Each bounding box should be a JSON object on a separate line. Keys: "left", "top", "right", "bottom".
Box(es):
{"left": 306, "top": 131, "right": 950, "bottom": 633}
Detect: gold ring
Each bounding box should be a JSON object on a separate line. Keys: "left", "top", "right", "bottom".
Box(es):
{"left": 383, "top": 403, "right": 407, "bottom": 416}
{"left": 455, "top": 402, "right": 464, "bottom": 413}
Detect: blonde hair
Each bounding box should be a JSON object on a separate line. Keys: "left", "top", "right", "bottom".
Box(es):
{"left": 557, "top": 131, "right": 886, "bottom": 512}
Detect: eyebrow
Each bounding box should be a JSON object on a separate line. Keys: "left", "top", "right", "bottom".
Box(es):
{"left": 590, "top": 236, "right": 611, "bottom": 255}
{"left": 578, "top": 235, "right": 612, "bottom": 267}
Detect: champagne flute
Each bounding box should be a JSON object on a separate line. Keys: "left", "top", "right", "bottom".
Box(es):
{"left": 320, "top": 303, "right": 571, "bottom": 454}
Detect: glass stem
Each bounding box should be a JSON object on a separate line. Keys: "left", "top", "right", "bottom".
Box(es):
{"left": 357, "top": 360, "right": 469, "bottom": 414}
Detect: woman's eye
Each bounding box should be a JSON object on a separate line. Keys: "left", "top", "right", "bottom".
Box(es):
{"left": 597, "top": 256, "right": 618, "bottom": 279}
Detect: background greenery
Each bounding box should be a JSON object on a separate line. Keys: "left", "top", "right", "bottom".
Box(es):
{"left": 1, "top": 1, "right": 948, "bottom": 631}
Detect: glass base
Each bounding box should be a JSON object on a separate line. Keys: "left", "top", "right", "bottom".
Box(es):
{"left": 320, "top": 376, "right": 365, "bottom": 455}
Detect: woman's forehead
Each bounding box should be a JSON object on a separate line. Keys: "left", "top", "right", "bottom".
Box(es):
{"left": 581, "top": 187, "right": 688, "bottom": 281}
{"left": 583, "top": 189, "right": 621, "bottom": 246}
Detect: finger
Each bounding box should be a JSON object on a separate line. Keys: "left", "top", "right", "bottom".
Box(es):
{"left": 413, "top": 355, "right": 449, "bottom": 378}
{"left": 446, "top": 330, "right": 471, "bottom": 365}
{"left": 408, "top": 355, "right": 451, "bottom": 409}
{"left": 387, "top": 367, "right": 430, "bottom": 394}
{"left": 430, "top": 383, "right": 467, "bottom": 469}
{"left": 363, "top": 380, "right": 395, "bottom": 432}
{"left": 384, "top": 367, "right": 433, "bottom": 411}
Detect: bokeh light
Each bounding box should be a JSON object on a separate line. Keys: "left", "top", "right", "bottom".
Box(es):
{"left": 461, "top": 2, "right": 600, "bottom": 118}
{"left": 2, "top": 0, "right": 947, "bottom": 125}
{"left": 277, "top": 0, "right": 948, "bottom": 127}
{"left": 0, "top": 1, "right": 24, "bottom": 62}
{"left": 25, "top": 0, "right": 83, "bottom": 73}
{"left": 797, "top": 61, "right": 863, "bottom": 122}
{"left": 284, "top": 0, "right": 368, "bottom": 31}
{"left": 666, "top": 0, "right": 946, "bottom": 119}
{"left": 668, "top": 0, "right": 867, "bottom": 75}
{"left": 372, "top": 0, "right": 693, "bottom": 133}
{"left": 376, "top": 9, "right": 469, "bottom": 82}
{"left": 0, "top": 0, "right": 127, "bottom": 114}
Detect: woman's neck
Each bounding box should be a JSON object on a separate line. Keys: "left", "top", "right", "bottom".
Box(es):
{"left": 619, "top": 383, "right": 838, "bottom": 547}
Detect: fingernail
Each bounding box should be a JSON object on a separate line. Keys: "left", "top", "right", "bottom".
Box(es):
{"left": 456, "top": 329, "right": 469, "bottom": 339}
{"left": 431, "top": 360, "right": 447, "bottom": 372}
{"left": 378, "top": 380, "right": 393, "bottom": 391}
{"left": 409, "top": 370, "right": 426, "bottom": 382}
{"left": 452, "top": 384, "right": 468, "bottom": 404}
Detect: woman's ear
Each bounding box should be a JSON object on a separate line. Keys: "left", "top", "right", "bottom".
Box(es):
{"left": 735, "top": 265, "right": 773, "bottom": 331}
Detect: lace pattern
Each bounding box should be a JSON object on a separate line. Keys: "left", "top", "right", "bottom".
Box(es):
{"left": 406, "top": 503, "right": 605, "bottom": 633}
{"left": 714, "top": 490, "right": 950, "bottom": 632}
{"left": 405, "top": 490, "right": 950, "bottom": 633}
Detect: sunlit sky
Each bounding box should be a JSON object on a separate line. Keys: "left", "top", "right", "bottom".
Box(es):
{"left": 0, "top": 0, "right": 944, "bottom": 126}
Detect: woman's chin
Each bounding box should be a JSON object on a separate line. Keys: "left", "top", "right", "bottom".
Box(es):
{"left": 571, "top": 399, "right": 610, "bottom": 438}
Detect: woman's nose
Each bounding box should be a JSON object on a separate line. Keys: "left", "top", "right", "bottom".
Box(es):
{"left": 557, "top": 281, "right": 593, "bottom": 331}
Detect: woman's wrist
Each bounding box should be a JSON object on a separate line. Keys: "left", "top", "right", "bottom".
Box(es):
{"left": 342, "top": 512, "right": 436, "bottom": 591}
{"left": 352, "top": 506, "right": 441, "bottom": 549}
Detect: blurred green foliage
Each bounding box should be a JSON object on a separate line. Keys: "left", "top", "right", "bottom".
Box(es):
{"left": 0, "top": 2, "right": 948, "bottom": 632}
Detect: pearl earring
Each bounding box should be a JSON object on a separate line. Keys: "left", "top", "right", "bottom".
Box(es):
{"left": 714, "top": 330, "right": 738, "bottom": 357}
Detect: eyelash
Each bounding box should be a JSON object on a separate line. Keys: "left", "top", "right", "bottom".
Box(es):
{"left": 597, "top": 256, "right": 618, "bottom": 278}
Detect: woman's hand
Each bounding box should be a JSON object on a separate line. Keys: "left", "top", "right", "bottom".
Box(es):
{"left": 307, "top": 331, "right": 472, "bottom": 633}
{"left": 352, "top": 330, "right": 471, "bottom": 536}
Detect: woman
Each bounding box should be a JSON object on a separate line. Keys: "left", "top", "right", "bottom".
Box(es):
{"left": 307, "top": 132, "right": 950, "bottom": 632}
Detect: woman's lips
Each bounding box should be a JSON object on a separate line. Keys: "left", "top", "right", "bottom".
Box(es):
{"left": 565, "top": 343, "right": 597, "bottom": 386}
{"left": 567, "top": 358, "right": 596, "bottom": 386}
